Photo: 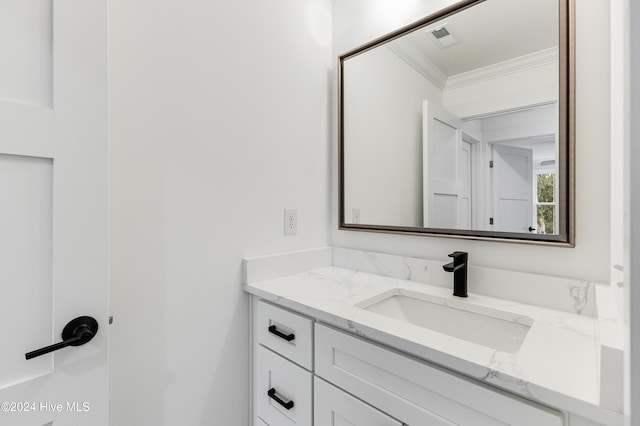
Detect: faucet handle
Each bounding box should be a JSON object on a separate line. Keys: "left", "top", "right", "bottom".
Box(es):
{"left": 447, "top": 251, "right": 468, "bottom": 261}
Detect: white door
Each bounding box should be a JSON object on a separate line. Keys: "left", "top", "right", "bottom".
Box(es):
{"left": 0, "top": 0, "right": 108, "bottom": 425}
{"left": 491, "top": 144, "right": 534, "bottom": 233}
{"left": 422, "top": 101, "right": 468, "bottom": 229}
{"left": 458, "top": 140, "right": 472, "bottom": 230}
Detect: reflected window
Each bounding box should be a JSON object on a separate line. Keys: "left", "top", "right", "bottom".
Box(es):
{"left": 535, "top": 172, "right": 557, "bottom": 234}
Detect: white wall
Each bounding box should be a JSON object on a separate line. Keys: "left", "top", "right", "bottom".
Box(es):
{"left": 609, "top": 0, "right": 629, "bottom": 420}
{"left": 344, "top": 46, "right": 442, "bottom": 227}
{"left": 478, "top": 104, "right": 556, "bottom": 143}
{"left": 108, "top": 0, "right": 332, "bottom": 424}
{"left": 333, "top": 0, "right": 611, "bottom": 283}
{"left": 625, "top": 0, "right": 640, "bottom": 422}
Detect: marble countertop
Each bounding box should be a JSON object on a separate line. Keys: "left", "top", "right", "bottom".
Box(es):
{"left": 244, "top": 263, "right": 621, "bottom": 423}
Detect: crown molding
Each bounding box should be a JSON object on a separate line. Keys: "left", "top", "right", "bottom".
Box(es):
{"left": 386, "top": 43, "right": 559, "bottom": 94}
{"left": 386, "top": 39, "right": 448, "bottom": 90}
{"left": 445, "top": 47, "right": 559, "bottom": 91}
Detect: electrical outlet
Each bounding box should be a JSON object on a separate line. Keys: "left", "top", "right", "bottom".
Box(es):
{"left": 284, "top": 209, "right": 297, "bottom": 235}
{"left": 352, "top": 208, "right": 361, "bottom": 224}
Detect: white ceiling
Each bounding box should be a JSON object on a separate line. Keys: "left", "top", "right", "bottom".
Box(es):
{"left": 400, "top": 0, "right": 559, "bottom": 77}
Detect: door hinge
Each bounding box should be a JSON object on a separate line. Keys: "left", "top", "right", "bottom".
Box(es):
{"left": 489, "top": 160, "right": 494, "bottom": 168}
{"left": 489, "top": 217, "right": 494, "bottom": 225}
{"left": 109, "top": 316, "right": 113, "bottom": 325}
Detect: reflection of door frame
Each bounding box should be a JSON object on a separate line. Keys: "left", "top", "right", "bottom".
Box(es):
{"left": 484, "top": 133, "right": 556, "bottom": 229}
{"left": 423, "top": 100, "right": 462, "bottom": 228}
{"left": 461, "top": 131, "right": 482, "bottom": 230}
{"left": 489, "top": 143, "right": 535, "bottom": 233}
{"left": 423, "top": 100, "right": 484, "bottom": 230}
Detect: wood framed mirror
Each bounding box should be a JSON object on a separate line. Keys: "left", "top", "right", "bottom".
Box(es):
{"left": 338, "top": 0, "right": 574, "bottom": 246}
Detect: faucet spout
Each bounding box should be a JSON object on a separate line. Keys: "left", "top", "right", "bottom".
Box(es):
{"left": 443, "top": 261, "right": 464, "bottom": 272}
{"left": 442, "top": 251, "right": 468, "bottom": 297}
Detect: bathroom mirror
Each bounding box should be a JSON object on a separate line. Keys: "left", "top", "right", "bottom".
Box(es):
{"left": 339, "top": 0, "right": 574, "bottom": 245}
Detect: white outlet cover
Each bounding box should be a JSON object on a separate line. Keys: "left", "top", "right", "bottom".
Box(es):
{"left": 284, "top": 208, "right": 297, "bottom": 235}
{"left": 352, "top": 208, "right": 361, "bottom": 224}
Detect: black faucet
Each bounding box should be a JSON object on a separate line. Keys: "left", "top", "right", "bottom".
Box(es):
{"left": 442, "top": 251, "right": 468, "bottom": 297}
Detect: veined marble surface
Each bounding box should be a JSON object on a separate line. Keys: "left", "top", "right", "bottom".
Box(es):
{"left": 244, "top": 248, "right": 622, "bottom": 424}
{"left": 333, "top": 247, "right": 596, "bottom": 316}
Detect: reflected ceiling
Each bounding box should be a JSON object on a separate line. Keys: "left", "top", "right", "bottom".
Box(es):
{"left": 401, "top": 0, "right": 558, "bottom": 76}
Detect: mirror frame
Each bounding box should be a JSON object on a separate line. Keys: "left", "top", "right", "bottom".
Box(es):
{"left": 338, "top": 0, "right": 575, "bottom": 246}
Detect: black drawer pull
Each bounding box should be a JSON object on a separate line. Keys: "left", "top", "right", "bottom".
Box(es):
{"left": 268, "top": 388, "right": 294, "bottom": 410}
{"left": 268, "top": 325, "right": 295, "bottom": 342}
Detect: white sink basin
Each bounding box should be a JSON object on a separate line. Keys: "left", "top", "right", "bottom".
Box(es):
{"left": 358, "top": 290, "right": 532, "bottom": 353}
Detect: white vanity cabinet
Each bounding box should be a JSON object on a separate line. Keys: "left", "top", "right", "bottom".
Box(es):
{"left": 251, "top": 298, "right": 595, "bottom": 426}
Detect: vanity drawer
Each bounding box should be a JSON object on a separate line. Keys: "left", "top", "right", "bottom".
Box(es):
{"left": 255, "top": 300, "right": 313, "bottom": 370}
{"left": 255, "top": 345, "right": 312, "bottom": 426}
{"left": 315, "top": 376, "right": 403, "bottom": 426}
{"left": 315, "top": 323, "right": 563, "bottom": 426}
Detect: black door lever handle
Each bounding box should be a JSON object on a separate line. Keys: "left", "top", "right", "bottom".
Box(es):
{"left": 25, "top": 316, "right": 98, "bottom": 360}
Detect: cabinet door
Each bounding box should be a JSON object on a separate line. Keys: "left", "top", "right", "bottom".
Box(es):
{"left": 315, "top": 324, "right": 563, "bottom": 426}
{"left": 315, "top": 377, "right": 403, "bottom": 426}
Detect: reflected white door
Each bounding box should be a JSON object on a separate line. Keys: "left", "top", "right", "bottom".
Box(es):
{"left": 423, "top": 101, "right": 470, "bottom": 228}
{"left": 0, "top": 0, "right": 108, "bottom": 425}
{"left": 491, "top": 144, "right": 534, "bottom": 233}
{"left": 458, "top": 140, "right": 472, "bottom": 230}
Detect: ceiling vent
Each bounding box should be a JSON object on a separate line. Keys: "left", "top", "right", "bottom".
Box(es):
{"left": 427, "top": 24, "right": 461, "bottom": 49}
{"left": 431, "top": 27, "right": 450, "bottom": 39}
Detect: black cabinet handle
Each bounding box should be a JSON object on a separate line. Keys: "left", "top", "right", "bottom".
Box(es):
{"left": 268, "top": 325, "right": 295, "bottom": 342}
{"left": 268, "top": 388, "right": 294, "bottom": 410}
{"left": 529, "top": 226, "right": 536, "bottom": 232}
{"left": 26, "top": 316, "right": 98, "bottom": 360}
